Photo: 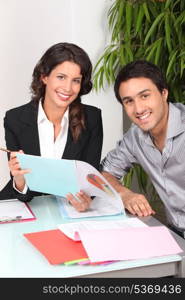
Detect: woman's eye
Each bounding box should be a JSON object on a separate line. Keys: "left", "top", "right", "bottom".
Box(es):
{"left": 73, "top": 78, "right": 81, "bottom": 84}
{"left": 57, "top": 75, "right": 65, "bottom": 80}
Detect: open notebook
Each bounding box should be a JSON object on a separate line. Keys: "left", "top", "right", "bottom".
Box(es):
{"left": 17, "top": 153, "right": 125, "bottom": 218}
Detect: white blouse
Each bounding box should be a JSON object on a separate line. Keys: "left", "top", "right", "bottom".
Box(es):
{"left": 14, "top": 101, "right": 69, "bottom": 193}
{"left": 38, "top": 101, "right": 69, "bottom": 158}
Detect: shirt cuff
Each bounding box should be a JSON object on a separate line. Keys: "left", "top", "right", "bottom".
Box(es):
{"left": 13, "top": 180, "right": 28, "bottom": 194}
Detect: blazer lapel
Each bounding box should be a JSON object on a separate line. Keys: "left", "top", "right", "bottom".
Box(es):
{"left": 62, "top": 128, "right": 89, "bottom": 159}
{"left": 19, "top": 101, "right": 41, "bottom": 155}
{"left": 62, "top": 130, "right": 75, "bottom": 158}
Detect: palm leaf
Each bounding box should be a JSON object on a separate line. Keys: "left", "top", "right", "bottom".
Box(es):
{"left": 144, "top": 12, "right": 165, "bottom": 45}
{"left": 135, "top": 5, "right": 145, "bottom": 35}
{"left": 166, "top": 49, "right": 178, "bottom": 78}
{"left": 164, "top": 13, "right": 172, "bottom": 53}
{"left": 142, "top": 2, "right": 151, "bottom": 23}
{"left": 125, "top": 1, "right": 132, "bottom": 39}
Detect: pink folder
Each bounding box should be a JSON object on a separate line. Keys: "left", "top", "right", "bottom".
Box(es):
{"left": 78, "top": 226, "right": 183, "bottom": 262}
{"left": 24, "top": 229, "right": 88, "bottom": 265}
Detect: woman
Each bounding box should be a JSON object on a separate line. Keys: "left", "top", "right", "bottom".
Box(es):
{"left": 1, "top": 42, "right": 103, "bottom": 212}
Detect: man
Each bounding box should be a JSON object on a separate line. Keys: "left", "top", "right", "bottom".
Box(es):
{"left": 101, "top": 60, "right": 185, "bottom": 238}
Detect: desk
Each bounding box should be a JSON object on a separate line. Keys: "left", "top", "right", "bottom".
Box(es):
{"left": 0, "top": 195, "right": 185, "bottom": 278}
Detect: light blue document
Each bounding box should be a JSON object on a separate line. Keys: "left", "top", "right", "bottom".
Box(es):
{"left": 16, "top": 153, "right": 125, "bottom": 218}
{"left": 17, "top": 154, "right": 78, "bottom": 197}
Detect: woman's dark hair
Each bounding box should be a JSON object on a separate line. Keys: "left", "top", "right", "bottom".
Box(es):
{"left": 30, "top": 42, "right": 93, "bottom": 142}
{"left": 114, "top": 60, "right": 168, "bottom": 104}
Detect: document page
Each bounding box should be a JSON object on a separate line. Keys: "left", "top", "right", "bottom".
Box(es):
{"left": 58, "top": 217, "right": 147, "bottom": 240}
{"left": 57, "top": 195, "right": 124, "bottom": 219}
{"left": 75, "top": 160, "right": 119, "bottom": 199}
{"left": 0, "top": 199, "right": 35, "bottom": 223}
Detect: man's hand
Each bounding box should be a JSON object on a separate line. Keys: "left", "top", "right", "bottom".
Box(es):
{"left": 101, "top": 171, "right": 155, "bottom": 217}
{"left": 121, "top": 190, "right": 155, "bottom": 217}
{"left": 66, "top": 191, "right": 92, "bottom": 212}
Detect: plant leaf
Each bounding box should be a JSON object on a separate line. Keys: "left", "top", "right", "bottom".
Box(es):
{"left": 125, "top": 43, "right": 133, "bottom": 61}
{"left": 166, "top": 49, "right": 178, "bottom": 78}
{"left": 123, "top": 168, "right": 134, "bottom": 188}
{"left": 145, "top": 39, "right": 159, "bottom": 61}
{"left": 125, "top": 1, "right": 132, "bottom": 39}
{"left": 144, "top": 12, "right": 165, "bottom": 45}
{"left": 135, "top": 5, "right": 145, "bottom": 35}
{"left": 165, "top": 0, "right": 172, "bottom": 9}
{"left": 142, "top": 2, "right": 151, "bottom": 23}
{"left": 154, "top": 38, "right": 163, "bottom": 65}
{"left": 165, "top": 13, "right": 172, "bottom": 53}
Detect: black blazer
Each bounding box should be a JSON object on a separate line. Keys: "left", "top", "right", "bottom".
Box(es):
{"left": 0, "top": 101, "right": 103, "bottom": 202}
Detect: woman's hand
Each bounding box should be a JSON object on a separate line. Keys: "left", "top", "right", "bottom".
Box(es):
{"left": 66, "top": 191, "right": 92, "bottom": 212}
{"left": 8, "top": 150, "right": 30, "bottom": 192}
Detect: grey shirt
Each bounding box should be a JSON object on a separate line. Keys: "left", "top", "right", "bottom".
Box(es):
{"left": 101, "top": 103, "right": 185, "bottom": 230}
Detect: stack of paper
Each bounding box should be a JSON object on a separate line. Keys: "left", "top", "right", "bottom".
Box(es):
{"left": 24, "top": 219, "right": 182, "bottom": 265}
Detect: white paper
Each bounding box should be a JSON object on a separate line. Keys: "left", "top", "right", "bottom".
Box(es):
{"left": 57, "top": 195, "right": 124, "bottom": 219}
{"left": 75, "top": 160, "right": 119, "bottom": 199}
{"left": 58, "top": 217, "right": 148, "bottom": 241}
{"left": 0, "top": 199, "right": 34, "bottom": 222}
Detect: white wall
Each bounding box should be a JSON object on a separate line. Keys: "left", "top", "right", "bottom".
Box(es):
{"left": 0, "top": 0, "right": 123, "bottom": 189}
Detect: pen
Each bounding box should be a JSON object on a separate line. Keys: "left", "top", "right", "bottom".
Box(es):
{"left": 0, "top": 147, "right": 11, "bottom": 153}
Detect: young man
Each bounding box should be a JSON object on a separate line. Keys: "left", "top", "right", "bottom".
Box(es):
{"left": 101, "top": 60, "right": 185, "bottom": 238}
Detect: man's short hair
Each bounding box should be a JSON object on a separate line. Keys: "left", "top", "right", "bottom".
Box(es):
{"left": 114, "top": 60, "right": 168, "bottom": 103}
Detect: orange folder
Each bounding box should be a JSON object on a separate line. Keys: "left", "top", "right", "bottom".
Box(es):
{"left": 24, "top": 229, "right": 88, "bottom": 265}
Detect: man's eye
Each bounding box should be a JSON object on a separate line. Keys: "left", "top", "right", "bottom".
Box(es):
{"left": 124, "top": 99, "right": 133, "bottom": 105}
{"left": 142, "top": 94, "right": 149, "bottom": 99}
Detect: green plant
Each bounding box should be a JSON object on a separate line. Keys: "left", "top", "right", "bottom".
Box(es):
{"left": 93, "top": 0, "right": 185, "bottom": 101}
{"left": 93, "top": 0, "right": 185, "bottom": 203}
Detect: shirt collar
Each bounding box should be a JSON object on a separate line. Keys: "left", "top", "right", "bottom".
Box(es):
{"left": 166, "top": 102, "right": 185, "bottom": 139}
{"left": 138, "top": 126, "right": 153, "bottom": 146}
{"left": 37, "top": 101, "right": 69, "bottom": 125}
{"left": 137, "top": 102, "right": 185, "bottom": 145}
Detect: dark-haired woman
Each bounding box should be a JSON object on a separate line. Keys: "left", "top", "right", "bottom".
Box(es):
{"left": 1, "top": 42, "right": 103, "bottom": 212}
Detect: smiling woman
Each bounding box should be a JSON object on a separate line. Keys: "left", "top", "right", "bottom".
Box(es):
{"left": 0, "top": 43, "right": 103, "bottom": 212}
{"left": 41, "top": 61, "right": 83, "bottom": 141}
{"left": 42, "top": 61, "right": 82, "bottom": 110}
